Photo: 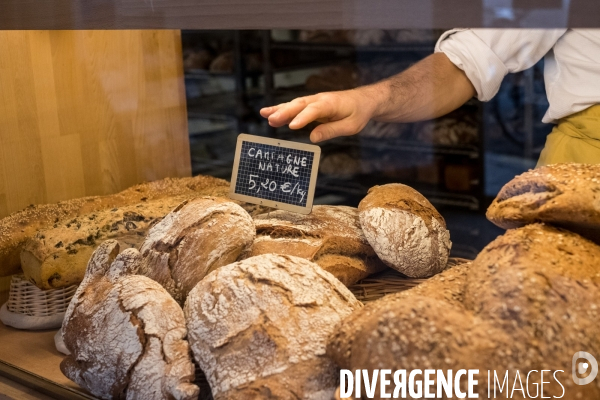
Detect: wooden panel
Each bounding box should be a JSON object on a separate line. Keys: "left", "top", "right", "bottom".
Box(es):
{"left": 0, "top": 30, "right": 191, "bottom": 218}
{"left": 0, "top": 0, "right": 599, "bottom": 29}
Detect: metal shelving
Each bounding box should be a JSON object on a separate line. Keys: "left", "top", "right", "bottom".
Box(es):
{"left": 182, "top": 30, "right": 486, "bottom": 211}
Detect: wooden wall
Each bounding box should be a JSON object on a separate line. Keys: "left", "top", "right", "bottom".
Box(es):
{"left": 0, "top": 30, "right": 191, "bottom": 219}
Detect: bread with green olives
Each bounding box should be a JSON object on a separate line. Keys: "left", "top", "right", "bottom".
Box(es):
{"left": 0, "top": 175, "right": 230, "bottom": 278}
{"left": 21, "top": 197, "right": 187, "bottom": 289}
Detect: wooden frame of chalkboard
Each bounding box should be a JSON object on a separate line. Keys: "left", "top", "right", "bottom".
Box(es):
{"left": 229, "top": 134, "right": 321, "bottom": 215}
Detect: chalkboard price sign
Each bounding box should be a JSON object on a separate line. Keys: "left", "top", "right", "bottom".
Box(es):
{"left": 229, "top": 134, "right": 321, "bottom": 214}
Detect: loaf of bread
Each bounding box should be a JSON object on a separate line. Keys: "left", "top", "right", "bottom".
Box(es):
{"left": 358, "top": 184, "right": 451, "bottom": 278}
{"left": 243, "top": 206, "right": 387, "bottom": 286}
{"left": 415, "top": 111, "right": 479, "bottom": 146}
{"left": 487, "top": 163, "right": 600, "bottom": 243}
{"left": 183, "top": 48, "right": 214, "bottom": 71}
{"left": 21, "top": 197, "right": 189, "bottom": 290}
{"left": 209, "top": 52, "right": 234, "bottom": 73}
{"left": 319, "top": 152, "right": 362, "bottom": 178}
{"left": 359, "top": 120, "right": 411, "bottom": 139}
{"left": 61, "top": 240, "right": 199, "bottom": 400}
{"left": 184, "top": 254, "right": 362, "bottom": 400}
{"left": 0, "top": 175, "right": 229, "bottom": 277}
{"left": 138, "top": 197, "right": 255, "bottom": 304}
{"left": 328, "top": 224, "right": 600, "bottom": 398}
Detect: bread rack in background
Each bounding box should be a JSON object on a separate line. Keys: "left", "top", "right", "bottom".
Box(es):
{"left": 182, "top": 29, "right": 485, "bottom": 215}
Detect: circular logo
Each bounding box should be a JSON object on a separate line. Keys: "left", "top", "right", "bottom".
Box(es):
{"left": 572, "top": 351, "right": 598, "bottom": 385}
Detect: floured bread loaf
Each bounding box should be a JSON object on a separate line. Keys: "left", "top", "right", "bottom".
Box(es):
{"left": 0, "top": 175, "right": 229, "bottom": 277}
{"left": 21, "top": 197, "right": 187, "bottom": 290}
{"left": 358, "top": 184, "right": 451, "bottom": 278}
{"left": 328, "top": 224, "right": 600, "bottom": 398}
{"left": 61, "top": 240, "right": 199, "bottom": 400}
{"left": 138, "top": 197, "right": 255, "bottom": 304}
{"left": 243, "top": 206, "right": 386, "bottom": 286}
{"left": 184, "top": 254, "right": 362, "bottom": 400}
{"left": 487, "top": 163, "right": 600, "bottom": 243}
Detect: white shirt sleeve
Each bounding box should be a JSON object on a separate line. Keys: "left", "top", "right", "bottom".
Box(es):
{"left": 435, "top": 29, "right": 567, "bottom": 101}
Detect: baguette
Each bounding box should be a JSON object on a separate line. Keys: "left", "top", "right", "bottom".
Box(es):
{"left": 0, "top": 175, "right": 229, "bottom": 277}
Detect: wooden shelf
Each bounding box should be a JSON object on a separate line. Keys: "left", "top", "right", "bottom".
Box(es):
{"left": 0, "top": 323, "right": 95, "bottom": 399}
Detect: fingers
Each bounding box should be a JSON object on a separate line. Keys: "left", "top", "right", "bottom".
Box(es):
{"left": 289, "top": 101, "right": 332, "bottom": 129}
{"left": 310, "top": 119, "right": 362, "bottom": 143}
{"left": 260, "top": 97, "right": 311, "bottom": 127}
{"left": 261, "top": 97, "right": 307, "bottom": 127}
{"left": 259, "top": 106, "right": 278, "bottom": 118}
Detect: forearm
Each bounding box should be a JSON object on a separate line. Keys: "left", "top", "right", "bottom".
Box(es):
{"left": 361, "top": 52, "right": 476, "bottom": 123}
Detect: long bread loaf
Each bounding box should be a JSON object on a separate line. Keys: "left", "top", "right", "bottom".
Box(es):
{"left": 0, "top": 175, "right": 229, "bottom": 277}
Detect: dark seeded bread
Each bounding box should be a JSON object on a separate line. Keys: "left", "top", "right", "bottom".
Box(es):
{"left": 328, "top": 224, "right": 600, "bottom": 399}
{"left": 486, "top": 163, "right": 600, "bottom": 243}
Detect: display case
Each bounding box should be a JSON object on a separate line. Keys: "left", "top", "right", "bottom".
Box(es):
{"left": 1, "top": 2, "right": 600, "bottom": 399}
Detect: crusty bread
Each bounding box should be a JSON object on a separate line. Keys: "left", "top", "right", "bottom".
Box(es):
{"left": 331, "top": 261, "right": 471, "bottom": 369}
{"left": 358, "top": 183, "right": 451, "bottom": 278}
{"left": 21, "top": 197, "right": 189, "bottom": 290}
{"left": 487, "top": 163, "right": 600, "bottom": 243}
{"left": 61, "top": 240, "right": 199, "bottom": 400}
{"left": 138, "top": 197, "right": 255, "bottom": 304}
{"left": 328, "top": 224, "right": 600, "bottom": 399}
{"left": 184, "top": 254, "right": 362, "bottom": 400}
{"left": 243, "top": 206, "right": 386, "bottom": 286}
{"left": 0, "top": 175, "right": 230, "bottom": 277}
{"left": 464, "top": 223, "right": 600, "bottom": 348}
{"left": 415, "top": 112, "right": 479, "bottom": 146}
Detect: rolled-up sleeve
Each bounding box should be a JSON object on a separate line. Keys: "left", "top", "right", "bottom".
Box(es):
{"left": 435, "top": 29, "right": 567, "bottom": 101}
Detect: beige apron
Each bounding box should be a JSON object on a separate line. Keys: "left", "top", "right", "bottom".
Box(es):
{"left": 537, "top": 105, "right": 600, "bottom": 166}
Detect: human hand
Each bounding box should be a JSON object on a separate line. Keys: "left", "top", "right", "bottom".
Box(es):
{"left": 260, "top": 89, "right": 377, "bottom": 143}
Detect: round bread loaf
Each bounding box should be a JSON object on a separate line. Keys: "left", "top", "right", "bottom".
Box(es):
{"left": 358, "top": 184, "right": 451, "bottom": 278}
{"left": 61, "top": 240, "right": 199, "bottom": 400}
{"left": 184, "top": 254, "right": 362, "bottom": 400}
{"left": 243, "top": 206, "right": 386, "bottom": 286}
{"left": 487, "top": 163, "right": 600, "bottom": 243}
{"left": 138, "top": 197, "right": 255, "bottom": 304}
{"left": 328, "top": 224, "right": 600, "bottom": 398}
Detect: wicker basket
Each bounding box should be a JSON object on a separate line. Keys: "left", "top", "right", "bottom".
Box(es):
{"left": 0, "top": 274, "right": 78, "bottom": 330}
{"left": 348, "top": 257, "right": 471, "bottom": 304}
{"left": 349, "top": 269, "right": 425, "bottom": 303}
